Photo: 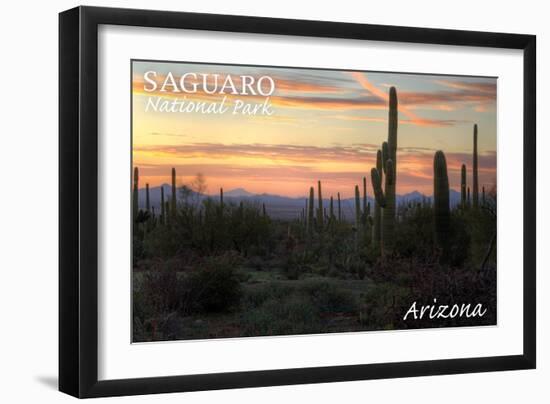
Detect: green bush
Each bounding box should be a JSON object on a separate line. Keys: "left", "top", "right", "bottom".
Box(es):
{"left": 242, "top": 283, "right": 294, "bottom": 309}
{"left": 299, "top": 281, "right": 358, "bottom": 313}
{"left": 240, "top": 295, "right": 321, "bottom": 336}
{"left": 187, "top": 255, "right": 243, "bottom": 313}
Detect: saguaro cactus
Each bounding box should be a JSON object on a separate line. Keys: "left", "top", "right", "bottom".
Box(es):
{"left": 165, "top": 201, "right": 170, "bottom": 225}
{"left": 355, "top": 185, "right": 361, "bottom": 228}
{"left": 160, "top": 186, "right": 165, "bottom": 224}
{"left": 388, "top": 87, "right": 398, "bottom": 166}
{"left": 145, "top": 183, "right": 150, "bottom": 213}
{"left": 171, "top": 168, "right": 177, "bottom": 218}
{"left": 362, "top": 177, "right": 368, "bottom": 214}
{"left": 482, "top": 186, "right": 486, "bottom": 205}
{"left": 370, "top": 87, "right": 398, "bottom": 253}
{"left": 434, "top": 151, "right": 450, "bottom": 255}
{"left": 337, "top": 192, "right": 342, "bottom": 222}
{"left": 307, "top": 186, "right": 315, "bottom": 235}
{"left": 132, "top": 167, "right": 139, "bottom": 222}
{"left": 317, "top": 180, "right": 324, "bottom": 228}
{"left": 461, "top": 164, "right": 467, "bottom": 208}
{"left": 384, "top": 87, "right": 398, "bottom": 244}
{"left": 330, "top": 196, "right": 334, "bottom": 220}
{"left": 372, "top": 150, "right": 382, "bottom": 249}
{"left": 473, "top": 124, "right": 479, "bottom": 208}
{"left": 354, "top": 185, "right": 361, "bottom": 248}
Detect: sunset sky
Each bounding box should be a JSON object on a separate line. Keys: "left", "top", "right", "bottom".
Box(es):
{"left": 132, "top": 60, "right": 497, "bottom": 198}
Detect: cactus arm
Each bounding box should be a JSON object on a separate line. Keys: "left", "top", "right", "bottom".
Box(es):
{"left": 382, "top": 142, "right": 389, "bottom": 174}
{"left": 371, "top": 168, "right": 386, "bottom": 207}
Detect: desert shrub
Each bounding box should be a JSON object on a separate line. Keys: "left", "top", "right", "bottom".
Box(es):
{"left": 138, "top": 267, "right": 181, "bottom": 315}
{"left": 134, "top": 253, "right": 243, "bottom": 321}
{"left": 246, "top": 256, "right": 265, "bottom": 271}
{"left": 447, "top": 211, "right": 471, "bottom": 266}
{"left": 240, "top": 280, "right": 357, "bottom": 336}
{"left": 132, "top": 235, "right": 146, "bottom": 266}
{"left": 282, "top": 251, "right": 315, "bottom": 280}
{"left": 242, "top": 283, "right": 294, "bottom": 309}
{"left": 133, "top": 312, "right": 182, "bottom": 342}
{"left": 360, "top": 282, "right": 410, "bottom": 330}
{"left": 299, "top": 281, "right": 358, "bottom": 313}
{"left": 393, "top": 203, "right": 434, "bottom": 260}
{"left": 143, "top": 225, "right": 182, "bottom": 258}
{"left": 240, "top": 295, "right": 322, "bottom": 336}
{"left": 463, "top": 207, "right": 496, "bottom": 267}
{"left": 185, "top": 254, "right": 243, "bottom": 313}
{"left": 333, "top": 252, "right": 366, "bottom": 279}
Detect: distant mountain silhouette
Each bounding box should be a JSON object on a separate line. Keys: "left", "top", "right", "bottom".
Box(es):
{"left": 137, "top": 186, "right": 462, "bottom": 220}
{"left": 223, "top": 188, "right": 256, "bottom": 197}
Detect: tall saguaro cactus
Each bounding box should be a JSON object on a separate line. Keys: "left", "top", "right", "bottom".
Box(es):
{"left": 362, "top": 177, "right": 367, "bottom": 214}
{"left": 317, "top": 180, "right": 324, "bottom": 228}
{"left": 133, "top": 167, "right": 139, "bottom": 222}
{"left": 165, "top": 201, "right": 170, "bottom": 225}
{"left": 388, "top": 87, "right": 398, "bottom": 168}
{"left": 372, "top": 150, "right": 382, "bottom": 249}
{"left": 330, "top": 196, "right": 334, "bottom": 221}
{"left": 307, "top": 186, "right": 315, "bottom": 235}
{"left": 160, "top": 185, "right": 165, "bottom": 224}
{"left": 354, "top": 185, "right": 361, "bottom": 249}
{"left": 337, "top": 192, "right": 342, "bottom": 222}
{"left": 219, "top": 187, "right": 225, "bottom": 220}
{"left": 473, "top": 124, "right": 479, "bottom": 208}
{"left": 433, "top": 151, "right": 450, "bottom": 255}
{"left": 304, "top": 198, "right": 308, "bottom": 227}
{"left": 354, "top": 185, "right": 361, "bottom": 228}
{"left": 384, "top": 87, "right": 398, "bottom": 245}
{"left": 145, "top": 183, "right": 150, "bottom": 213}
{"left": 370, "top": 86, "right": 398, "bottom": 254}
{"left": 460, "top": 164, "right": 467, "bottom": 208}
{"left": 171, "top": 168, "right": 177, "bottom": 219}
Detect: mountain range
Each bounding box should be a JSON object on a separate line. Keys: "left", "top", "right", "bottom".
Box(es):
{"left": 138, "top": 185, "right": 462, "bottom": 220}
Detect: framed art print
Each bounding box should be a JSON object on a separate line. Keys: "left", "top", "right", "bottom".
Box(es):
{"left": 59, "top": 6, "right": 536, "bottom": 398}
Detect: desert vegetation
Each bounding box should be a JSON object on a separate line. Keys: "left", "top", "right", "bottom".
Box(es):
{"left": 132, "top": 87, "right": 496, "bottom": 342}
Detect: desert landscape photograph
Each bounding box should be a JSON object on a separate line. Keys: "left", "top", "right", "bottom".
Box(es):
{"left": 130, "top": 60, "right": 497, "bottom": 342}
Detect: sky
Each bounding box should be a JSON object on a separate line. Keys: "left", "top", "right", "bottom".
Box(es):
{"left": 132, "top": 60, "right": 497, "bottom": 198}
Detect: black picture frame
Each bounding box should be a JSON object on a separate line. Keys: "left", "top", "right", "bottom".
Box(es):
{"left": 59, "top": 6, "right": 536, "bottom": 398}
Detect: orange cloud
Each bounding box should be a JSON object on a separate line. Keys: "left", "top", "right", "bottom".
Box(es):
{"left": 350, "top": 72, "right": 441, "bottom": 127}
